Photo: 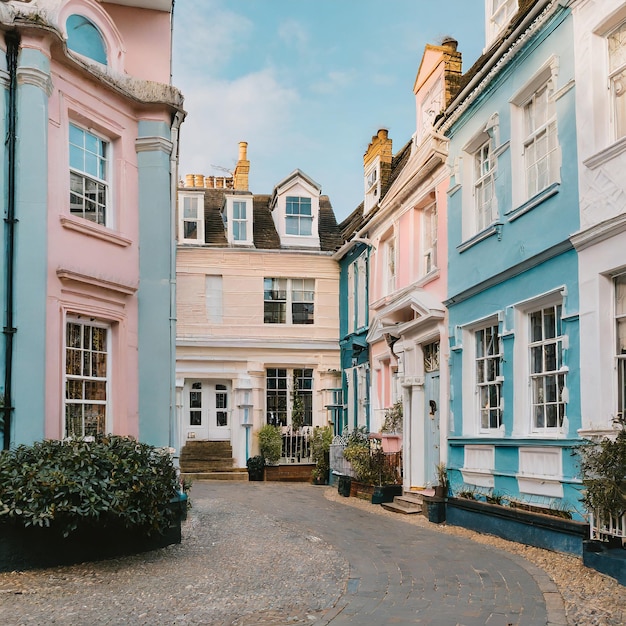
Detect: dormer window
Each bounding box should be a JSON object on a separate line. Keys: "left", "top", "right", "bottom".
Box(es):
{"left": 285, "top": 196, "right": 312, "bottom": 236}
{"left": 178, "top": 193, "right": 204, "bottom": 243}
{"left": 364, "top": 160, "right": 380, "bottom": 214}
{"left": 223, "top": 194, "right": 253, "bottom": 245}
{"left": 486, "top": 0, "right": 518, "bottom": 46}
{"left": 270, "top": 169, "right": 320, "bottom": 248}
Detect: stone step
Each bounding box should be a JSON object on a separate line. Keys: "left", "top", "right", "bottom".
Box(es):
{"left": 180, "top": 460, "right": 235, "bottom": 473}
{"left": 181, "top": 470, "right": 248, "bottom": 482}
{"left": 381, "top": 500, "right": 422, "bottom": 515}
{"left": 394, "top": 494, "right": 423, "bottom": 509}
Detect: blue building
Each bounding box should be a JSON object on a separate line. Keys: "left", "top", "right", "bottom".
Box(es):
{"left": 442, "top": 0, "right": 583, "bottom": 518}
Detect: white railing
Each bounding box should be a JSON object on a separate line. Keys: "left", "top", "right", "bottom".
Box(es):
{"left": 330, "top": 434, "right": 354, "bottom": 477}
{"left": 280, "top": 429, "right": 312, "bottom": 464}
{"left": 590, "top": 510, "right": 626, "bottom": 546}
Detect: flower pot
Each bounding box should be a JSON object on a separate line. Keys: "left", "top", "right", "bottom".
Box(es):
{"left": 337, "top": 475, "right": 352, "bottom": 497}
{"left": 422, "top": 495, "right": 446, "bottom": 524}
{"left": 372, "top": 484, "right": 403, "bottom": 504}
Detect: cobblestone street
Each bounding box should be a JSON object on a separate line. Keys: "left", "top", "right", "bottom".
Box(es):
{"left": 0, "top": 482, "right": 623, "bottom": 625}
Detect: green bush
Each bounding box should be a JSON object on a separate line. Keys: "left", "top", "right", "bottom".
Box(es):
{"left": 343, "top": 429, "right": 398, "bottom": 486}
{"left": 0, "top": 435, "right": 180, "bottom": 537}
{"left": 257, "top": 424, "right": 282, "bottom": 464}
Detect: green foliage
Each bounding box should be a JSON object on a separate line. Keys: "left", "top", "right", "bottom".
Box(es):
{"left": 381, "top": 402, "right": 403, "bottom": 433}
{"left": 578, "top": 428, "right": 626, "bottom": 518}
{"left": 246, "top": 455, "right": 265, "bottom": 473}
{"left": 435, "top": 461, "right": 448, "bottom": 487}
{"left": 291, "top": 374, "right": 305, "bottom": 431}
{"left": 0, "top": 435, "right": 180, "bottom": 537}
{"left": 257, "top": 424, "right": 282, "bottom": 465}
{"left": 311, "top": 426, "right": 333, "bottom": 483}
{"left": 343, "top": 430, "right": 399, "bottom": 486}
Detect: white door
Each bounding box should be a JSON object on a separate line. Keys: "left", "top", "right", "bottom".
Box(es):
{"left": 184, "top": 380, "right": 231, "bottom": 441}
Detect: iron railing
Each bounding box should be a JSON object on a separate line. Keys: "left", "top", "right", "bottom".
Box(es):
{"left": 280, "top": 428, "right": 312, "bottom": 463}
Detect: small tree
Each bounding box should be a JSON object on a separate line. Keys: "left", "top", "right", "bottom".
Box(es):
{"left": 311, "top": 425, "right": 333, "bottom": 482}
{"left": 578, "top": 426, "right": 626, "bottom": 519}
{"left": 381, "top": 401, "right": 403, "bottom": 433}
{"left": 257, "top": 424, "right": 282, "bottom": 465}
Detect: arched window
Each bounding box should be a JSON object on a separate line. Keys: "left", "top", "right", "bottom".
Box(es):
{"left": 66, "top": 15, "right": 107, "bottom": 65}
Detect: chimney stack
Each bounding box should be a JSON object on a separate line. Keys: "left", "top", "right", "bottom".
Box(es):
{"left": 233, "top": 141, "right": 250, "bottom": 191}
{"left": 363, "top": 128, "right": 393, "bottom": 190}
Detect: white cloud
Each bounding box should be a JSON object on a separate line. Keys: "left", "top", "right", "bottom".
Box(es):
{"left": 277, "top": 18, "right": 309, "bottom": 52}
{"left": 310, "top": 70, "right": 355, "bottom": 95}
{"left": 172, "top": 1, "right": 253, "bottom": 79}
{"left": 177, "top": 69, "right": 300, "bottom": 178}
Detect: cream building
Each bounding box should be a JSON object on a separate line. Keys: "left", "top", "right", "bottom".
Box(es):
{"left": 176, "top": 144, "right": 341, "bottom": 472}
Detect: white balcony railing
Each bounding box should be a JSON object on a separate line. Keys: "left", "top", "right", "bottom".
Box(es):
{"left": 590, "top": 510, "right": 626, "bottom": 547}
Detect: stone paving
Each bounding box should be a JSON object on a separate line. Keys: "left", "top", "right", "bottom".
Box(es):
{"left": 0, "top": 481, "right": 571, "bottom": 625}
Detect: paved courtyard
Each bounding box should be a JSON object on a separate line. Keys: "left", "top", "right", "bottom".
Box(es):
{"left": 0, "top": 481, "right": 570, "bottom": 625}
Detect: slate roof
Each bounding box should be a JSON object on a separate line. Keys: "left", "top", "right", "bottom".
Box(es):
{"left": 182, "top": 185, "right": 341, "bottom": 252}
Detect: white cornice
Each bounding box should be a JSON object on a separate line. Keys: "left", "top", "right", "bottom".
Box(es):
{"left": 56, "top": 268, "right": 138, "bottom": 295}
{"left": 135, "top": 136, "right": 173, "bottom": 154}
{"left": 571, "top": 212, "right": 626, "bottom": 251}
{"left": 17, "top": 66, "right": 53, "bottom": 96}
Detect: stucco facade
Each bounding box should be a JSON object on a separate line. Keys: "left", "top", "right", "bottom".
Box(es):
{"left": 0, "top": 0, "right": 183, "bottom": 449}
{"left": 443, "top": 1, "right": 583, "bottom": 518}
{"left": 570, "top": 0, "right": 626, "bottom": 439}
{"left": 176, "top": 155, "right": 341, "bottom": 469}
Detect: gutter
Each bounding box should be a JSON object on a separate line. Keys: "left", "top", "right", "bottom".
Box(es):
{"left": 3, "top": 31, "right": 19, "bottom": 449}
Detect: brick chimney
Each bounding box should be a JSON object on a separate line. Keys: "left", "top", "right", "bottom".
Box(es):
{"left": 440, "top": 37, "right": 463, "bottom": 106}
{"left": 233, "top": 141, "right": 250, "bottom": 191}
{"left": 364, "top": 128, "right": 393, "bottom": 191}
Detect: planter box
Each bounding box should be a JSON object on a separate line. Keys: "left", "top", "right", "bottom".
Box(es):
{"left": 349, "top": 480, "right": 375, "bottom": 500}
{"left": 337, "top": 475, "right": 352, "bottom": 497}
{"left": 583, "top": 541, "right": 626, "bottom": 586}
{"left": 372, "top": 484, "right": 403, "bottom": 504}
{"left": 446, "top": 497, "right": 589, "bottom": 556}
{"left": 0, "top": 502, "right": 185, "bottom": 572}
{"left": 264, "top": 463, "right": 314, "bottom": 482}
{"left": 422, "top": 495, "right": 446, "bottom": 524}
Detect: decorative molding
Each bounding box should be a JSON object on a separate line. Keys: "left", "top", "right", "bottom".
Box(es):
{"left": 135, "top": 136, "right": 173, "bottom": 154}
{"left": 56, "top": 268, "right": 138, "bottom": 296}
{"left": 570, "top": 212, "right": 626, "bottom": 251}
{"left": 583, "top": 136, "right": 626, "bottom": 170}
{"left": 60, "top": 215, "right": 132, "bottom": 247}
{"left": 17, "top": 66, "right": 53, "bottom": 96}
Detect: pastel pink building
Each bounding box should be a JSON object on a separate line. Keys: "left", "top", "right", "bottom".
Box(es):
{"left": 0, "top": 1, "right": 183, "bottom": 449}
{"left": 360, "top": 40, "right": 462, "bottom": 489}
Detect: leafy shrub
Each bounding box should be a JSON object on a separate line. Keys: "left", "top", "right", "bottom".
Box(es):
{"left": 257, "top": 424, "right": 282, "bottom": 464}
{"left": 0, "top": 435, "right": 180, "bottom": 537}
{"left": 246, "top": 455, "right": 265, "bottom": 472}
{"left": 343, "top": 431, "right": 399, "bottom": 486}
{"left": 577, "top": 427, "right": 626, "bottom": 518}
{"left": 381, "top": 402, "right": 403, "bottom": 433}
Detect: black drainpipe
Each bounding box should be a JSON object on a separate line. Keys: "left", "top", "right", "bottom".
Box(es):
{"left": 3, "top": 31, "right": 19, "bottom": 449}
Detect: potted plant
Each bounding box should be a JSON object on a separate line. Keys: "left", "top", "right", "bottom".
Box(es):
{"left": 343, "top": 429, "right": 401, "bottom": 503}
{"left": 291, "top": 374, "right": 305, "bottom": 432}
{"left": 310, "top": 425, "right": 332, "bottom": 485}
{"left": 246, "top": 455, "right": 265, "bottom": 481}
{"left": 434, "top": 461, "right": 448, "bottom": 498}
{"left": 257, "top": 424, "right": 282, "bottom": 465}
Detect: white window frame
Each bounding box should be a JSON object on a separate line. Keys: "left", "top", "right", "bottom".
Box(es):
{"left": 384, "top": 237, "right": 396, "bottom": 295}
{"left": 64, "top": 317, "right": 110, "bottom": 439}
{"left": 232, "top": 200, "right": 248, "bottom": 242}
{"left": 222, "top": 195, "right": 253, "bottom": 245}
{"left": 264, "top": 277, "right": 315, "bottom": 325}
{"left": 615, "top": 273, "right": 626, "bottom": 421}
{"left": 265, "top": 367, "right": 313, "bottom": 427}
{"left": 179, "top": 193, "right": 204, "bottom": 243}
{"left": 475, "top": 323, "right": 503, "bottom": 432}
{"left": 364, "top": 158, "right": 381, "bottom": 214}
{"left": 69, "top": 123, "right": 110, "bottom": 227}
{"left": 608, "top": 20, "right": 626, "bottom": 142}
{"left": 285, "top": 196, "right": 313, "bottom": 236}
{"left": 528, "top": 303, "right": 567, "bottom": 434}
{"left": 423, "top": 202, "right": 438, "bottom": 275}
{"left": 486, "top": 0, "right": 518, "bottom": 47}
{"left": 510, "top": 57, "right": 561, "bottom": 208}
{"left": 474, "top": 139, "right": 496, "bottom": 232}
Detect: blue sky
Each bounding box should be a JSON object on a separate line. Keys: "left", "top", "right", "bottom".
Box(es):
{"left": 172, "top": 0, "right": 486, "bottom": 222}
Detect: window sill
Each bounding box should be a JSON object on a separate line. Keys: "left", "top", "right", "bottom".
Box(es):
{"left": 457, "top": 222, "right": 502, "bottom": 253}
{"left": 506, "top": 182, "right": 560, "bottom": 222}
{"left": 60, "top": 215, "right": 131, "bottom": 247}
